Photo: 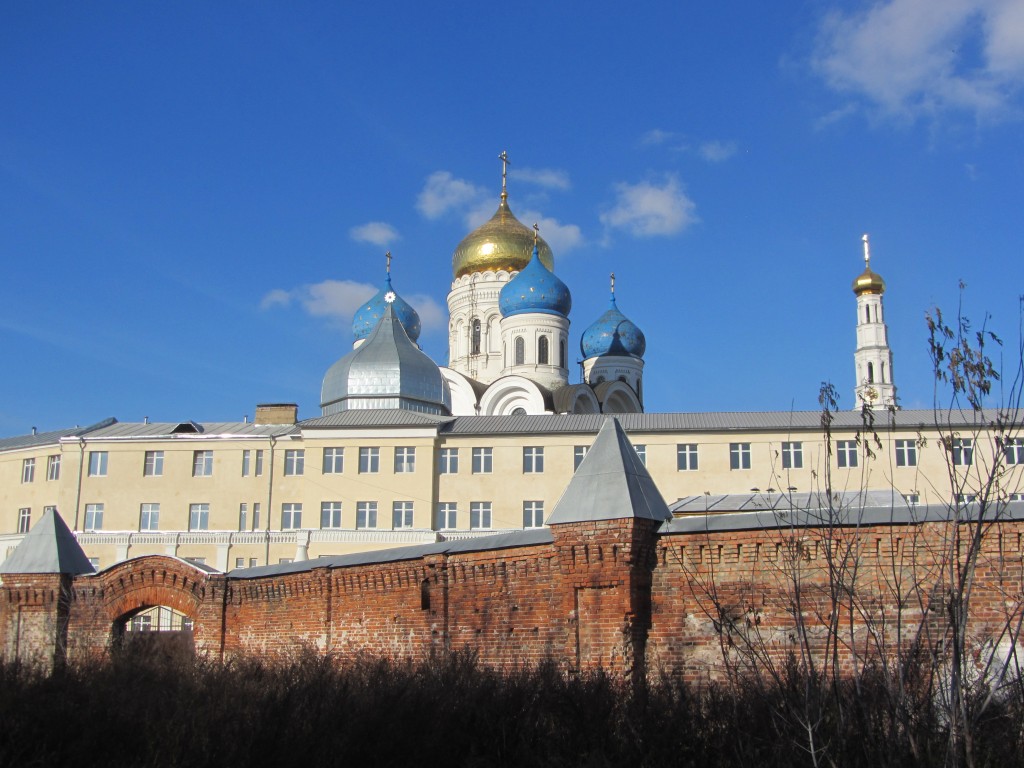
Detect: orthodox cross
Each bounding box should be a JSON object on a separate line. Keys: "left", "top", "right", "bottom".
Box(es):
{"left": 533, "top": 221, "right": 539, "bottom": 247}
{"left": 385, "top": 251, "right": 392, "bottom": 274}
{"left": 610, "top": 272, "right": 616, "bottom": 296}
{"left": 499, "top": 150, "right": 510, "bottom": 200}
{"left": 862, "top": 234, "right": 871, "bottom": 268}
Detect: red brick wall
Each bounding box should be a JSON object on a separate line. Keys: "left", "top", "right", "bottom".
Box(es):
{"left": 4, "top": 517, "right": 1023, "bottom": 680}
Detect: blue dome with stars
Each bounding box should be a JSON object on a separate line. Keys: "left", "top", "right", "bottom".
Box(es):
{"left": 498, "top": 244, "right": 572, "bottom": 318}
{"left": 352, "top": 274, "right": 421, "bottom": 344}
{"left": 580, "top": 293, "right": 645, "bottom": 359}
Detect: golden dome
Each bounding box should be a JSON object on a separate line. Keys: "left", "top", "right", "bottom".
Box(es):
{"left": 852, "top": 233, "right": 885, "bottom": 295}
{"left": 452, "top": 199, "right": 555, "bottom": 279}
{"left": 852, "top": 267, "right": 886, "bottom": 295}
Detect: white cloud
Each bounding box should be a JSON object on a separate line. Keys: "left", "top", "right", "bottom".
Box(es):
{"left": 509, "top": 166, "right": 571, "bottom": 190}
{"left": 261, "top": 279, "right": 446, "bottom": 334}
{"left": 415, "top": 171, "right": 487, "bottom": 219}
{"left": 600, "top": 175, "right": 698, "bottom": 237}
{"left": 519, "top": 209, "right": 584, "bottom": 254}
{"left": 698, "top": 140, "right": 738, "bottom": 162}
{"left": 814, "top": 0, "right": 1024, "bottom": 122}
{"left": 640, "top": 128, "right": 681, "bottom": 146}
{"left": 349, "top": 221, "right": 399, "bottom": 246}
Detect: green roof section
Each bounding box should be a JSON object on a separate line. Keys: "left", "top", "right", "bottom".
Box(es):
{"left": 0, "top": 508, "right": 96, "bottom": 575}
{"left": 546, "top": 417, "right": 672, "bottom": 525}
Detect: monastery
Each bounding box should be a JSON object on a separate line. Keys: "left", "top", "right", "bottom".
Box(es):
{"left": 1, "top": 162, "right": 1021, "bottom": 673}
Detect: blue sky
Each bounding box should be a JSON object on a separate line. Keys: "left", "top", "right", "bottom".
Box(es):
{"left": 2, "top": 1, "right": 1023, "bottom": 434}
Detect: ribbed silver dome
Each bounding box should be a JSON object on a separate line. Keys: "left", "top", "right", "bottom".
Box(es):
{"left": 321, "top": 303, "right": 451, "bottom": 416}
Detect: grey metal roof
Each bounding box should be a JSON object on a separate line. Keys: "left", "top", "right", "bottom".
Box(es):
{"left": 669, "top": 489, "right": 904, "bottom": 515}
{"left": 301, "top": 410, "right": 455, "bottom": 429}
{"left": 662, "top": 496, "right": 1024, "bottom": 534}
{"left": 76, "top": 421, "right": 298, "bottom": 440}
{"left": 0, "top": 508, "right": 95, "bottom": 575}
{"left": 227, "top": 527, "right": 553, "bottom": 580}
{"left": 321, "top": 304, "right": 451, "bottom": 417}
{"left": 546, "top": 417, "right": 672, "bottom": 525}
{"left": 0, "top": 417, "right": 117, "bottom": 453}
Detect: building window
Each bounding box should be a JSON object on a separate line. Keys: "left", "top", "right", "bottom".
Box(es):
{"left": 17, "top": 508, "right": 31, "bottom": 534}
{"left": 471, "top": 319, "right": 481, "bottom": 355}
{"left": 523, "top": 446, "right": 544, "bottom": 473}
{"left": 88, "top": 557, "right": 100, "bottom": 570}
{"left": 394, "top": 447, "right": 416, "bottom": 473}
{"left": 359, "top": 447, "right": 380, "bottom": 473}
{"left": 574, "top": 446, "right": 588, "bottom": 471}
{"left": 284, "top": 449, "right": 304, "bottom": 476}
{"left": 781, "top": 442, "right": 803, "bottom": 469}
{"left": 633, "top": 444, "right": 647, "bottom": 466}
{"left": 952, "top": 438, "right": 974, "bottom": 467}
{"left": 439, "top": 447, "right": 458, "bottom": 474}
{"left": 523, "top": 501, "right": 544, "bottom": 528}
{"left": 85, "top": 503, "right": 104, "bottom": 531}
{"left": 472, "top": 447, "right": 493, "bottom": 474}
{"left": 729, "top": 443, "right": 751, "bottom": 470}
{"left": 281, "top": 503, "right": 302, "bottom": 530}
{"left": 242, "top": 449, "right": 251, "bottom": 476}
{"left": 538, "top": 335, "right": 549, "bottom": 365}
{"left": 837, "top": 440, "right": 858, "bottom": 468}
{"left": 514, "top": 336, "right": 525, "bottom": 366}
{"left": 252, "top": 503, "right": 261, "bottom": 530}
{"left": 144, "top": 450, "right": 164, "bottom": 477}
{"left": 903, "top": 493, "right": 920, "bottom": 505}
{"left": 189, "top": 503, "right": 209, "bottom": 531}
{"left": 1009, "top": 493, "right": 1024, "bottom": 502}
{"left": 21, "top": 458, "right": 35, "bottom": 483}
{"left": 321, "top": 502, "right": 342, "bottom": 529}
{"left": 677, "top": 444, "right": 698, "bottom": 471}
{"left": 470, "top": 502, "right": 492, "bottom": 530}
{"left": 560, "top": 339, "right": 566, "bottom": 369}
{"left": 436, "top": 502, "right": 457, "bottom": 530}
{"left": 139, "top": 503, "right": 160, "bottom": 531}
{"left": 192, "top": 450, "right": 213, "bottom": 477}
{"left": 356, "top": 501, "right": 378, "bottom": 529}
{"left": 895, "top": 439, "right": 917, "bottom": 467}
{"left": 1004, "top": 437, "right": 1024, "bottom": 465}
{"left": 234, "top": 557, "right": 246, "bottom": 569}
{"left": 322, "top": 447, "right": 344, "bottom": 474}
{"left": 88, "top": 451, "right": 108, "bottom": 477}
{"left": 956, "top": 493, "right": 977, "bottom": 504}
{"left": 238, "top": 503, "right": 248, "bottom": 531}
{"left": 255, "top": 449, "right": 264, "bottom": 476}
{"left": 46, "top": 454, "right": 60, "bottom": 481}
{"left": 185, "top": 557, "right": 207, "bottom": 566}
{"left": 249, "top": 557, "right": 258, "bottom": 568}
{"left": 393, "top": 501, "right": 414, "bottom": 529}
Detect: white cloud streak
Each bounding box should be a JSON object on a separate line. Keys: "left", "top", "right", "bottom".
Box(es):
{"left": 260, "top": 279, "right": 446, "bottom": 334}
{"left": 814, "top": 0, "right": 1024, "bottom": 122}
{"left": 415, "top": 171, "right": 487, "bottom": 219}
{"left": 509, "top": 166, "right": 571, "bottom": 190}
{"left": 349, "top": 221, "right": 399, "bottom": 246}
{"left": 600, "top": 175, "right": 698, "bottom": 237}
{"left": 698, "top": 140, "right": 738, "bottom": 162}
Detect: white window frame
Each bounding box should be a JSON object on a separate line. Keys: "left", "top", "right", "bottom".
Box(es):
{"left": 46, "top": 454, "right": 61, "bottom": 481}
{"left": 189, "top": 503, "right": 209, "bottom": 531}
{"left": 144, "top": 450, "right": 164, "bottom": 477}
{"left": 88, "top": 451, "right": 108, "bottom": 477}
{"left": 472, "top": 447, "right": 493, "bottom": 474}
{"left": 837, "top": 440, "right": 858, "bottom": 468}
{"left": 254, "top": 449, "right": 264, "bottom": 476}
{"left": 574, "top": 446, "right": 588, "bottom": 471}
{"left": 85, "top": 503, "right": 104, "bottom": 531}
{"left": 392, "top": 501, "right": 414, "bottom": 529}
{"left": 523, "top": 446, "right": 544, "bottom": 473}
{"left": 238, "top": 503, "right": 248, "bottom": 531}
{"left": 192, "top": 450, "right": 213, "bottom": 477}
{"left": 523, "top": 501, "right": 544, "bottom": 528}
{"left": 17, "top": 507, "right": 31, "bottom": 534}
{"left": 1004, "top": 437, "right": 1024, "bottom": 465}
{"left": 356, "top": 501, "right": 378, "bottom": 529}
{"left": 284, "top": 449, "right": 305, "bottom": 476}
{"left": 952, "top": 438, "right": 974, "bottom": 467}
{"left": 21, "top": 458, "right": 35, "bottom": 483}
{"left": 781, "top": 442, "right": 803, "bottom": 469}
{"left": 322, "top": 447, "right": 344, "bottom": 474}
{"left": 394, "top": 447, "right": 416, "bottom": 474}
{"left": 677, "top": 444, "right": 698, "bottom": 471}
{"left": 139, "top": 503, "right": 160, "bottom": 531}
{"left": 439, "top": 448, "right": 459, "bottom": 474}
{"left": 281, "top": 502, "right": 302, "bottom": 530}
{"left": 634, "top": 445, "right": 647, "bottom": 466}
{"left": 470, "top": 502, "right": 492, "bottom": 530}
{"left": 359, "top": 447, "right": 380, "bottom": 474}
{"left": 729, "top": 443, "right": 751, "bottom": 470}
{"left": 895, "top": 439, "right": 917, "bottom": 467}
{"left": 321, "top": 501, "right": 343, "bottom": 529}
{"left": 436, "top": 502, "right": 457, "bottom": 530}
{"left": 242, "top": 449, "right": 251, "bottom": 477}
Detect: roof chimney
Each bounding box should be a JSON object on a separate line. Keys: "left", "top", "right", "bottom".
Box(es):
{"left": 254, "top": 403, "right": 298, "bottom": 425}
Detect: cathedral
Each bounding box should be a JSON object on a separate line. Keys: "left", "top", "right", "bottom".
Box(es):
{"left": 321, "top": 159, "right": 648, "bottom": 419}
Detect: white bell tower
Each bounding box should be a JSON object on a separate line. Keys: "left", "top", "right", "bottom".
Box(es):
{"left": 852, "top": 234, "right": 897, "bottom": 409}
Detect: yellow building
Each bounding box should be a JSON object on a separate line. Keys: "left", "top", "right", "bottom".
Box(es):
{"left": 3, "top": 176, "right": 1021, "bottom": 571}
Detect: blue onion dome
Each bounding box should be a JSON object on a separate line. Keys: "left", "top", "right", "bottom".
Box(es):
{"left": 580, "top": 283, "right": 646, "bottom": 359}
{"left": 498, "top": 243, "right": 572, "bottom": 318}
{"left": 352, "top": 272, "right": 421, "bottom": 344}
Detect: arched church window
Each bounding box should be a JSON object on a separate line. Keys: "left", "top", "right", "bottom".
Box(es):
{"left": 471, "top": 319, "right": 481, "bottom": 355}
{"left": 560, "top": 340, "right": 566, "bottom": 369}
{"left": 881, "top": 362, "right": 886, "bottom": 383}
{"left": 511, "top": 407, "right": 526, "bottom": 416}
{"left": 867, "top": 362, "right": 874, "bottom": 383}
{"left": 538, "top": 336, "right": 549, "bottom": 365}
{"left": 865, "top": 306, "right": 870, "bottom": 324}
{"left": 514, "top": 336, "right": 525, "bottom": 366}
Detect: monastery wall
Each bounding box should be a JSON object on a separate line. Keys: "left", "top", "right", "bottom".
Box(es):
{"left": 3, "top": 515, "right": 1023, "bottom": 681}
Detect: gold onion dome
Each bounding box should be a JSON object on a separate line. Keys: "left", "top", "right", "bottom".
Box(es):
{"left": 452, "top": 198, "right": 555, "bottom": 279}
{"left": 852, "top": 233, "right": 886, "bottom": 295}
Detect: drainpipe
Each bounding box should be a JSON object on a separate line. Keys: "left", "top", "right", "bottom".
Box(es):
{"left": 73, "top": 437, "right": 86, "bottom": 531}
{"left": 265, "top": 435, "right": 277, "bottom": 566}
